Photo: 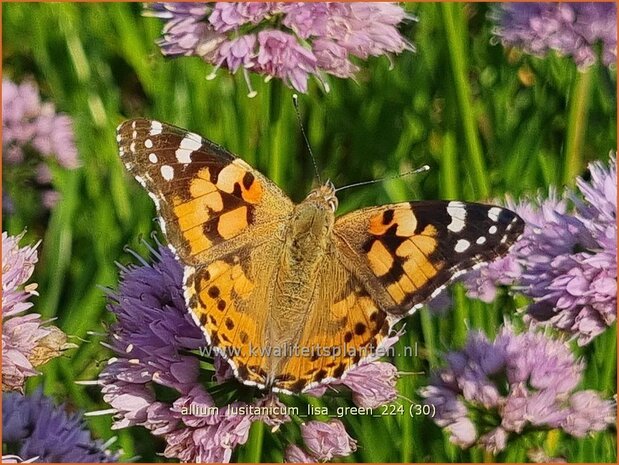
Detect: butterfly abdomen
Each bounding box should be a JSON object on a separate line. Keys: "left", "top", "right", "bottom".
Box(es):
{"left": 261, "top": 197, "right": 338, "bottom": 375}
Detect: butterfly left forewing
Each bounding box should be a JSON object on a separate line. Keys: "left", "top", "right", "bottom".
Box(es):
{"left": 334, "top": 200, "right": 524, "bottom": 316}
{"left": 116, "top": 118, "right": 294, "bottom": 266}
{"left": 117, "top": 119, "right": 296, "bottom": 389}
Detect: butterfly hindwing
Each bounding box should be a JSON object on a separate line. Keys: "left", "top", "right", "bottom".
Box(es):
{"left": 334, "top": 200, "right": 524, "bottom": 315}
{"left": 278, "top": 260, "right": 392, "bottom": 393}
{"left": 116, "top": 119, "right": 293, "bottom": 266}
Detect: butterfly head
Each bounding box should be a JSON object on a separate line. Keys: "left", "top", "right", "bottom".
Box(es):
{"left": 305, "top": 180, "right": 338, "bottom": 212}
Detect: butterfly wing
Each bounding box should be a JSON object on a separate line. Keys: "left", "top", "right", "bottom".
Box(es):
{"left": 117, "top": 119, "right": 295, "bottom": 388}
{"left": 333, "top": 200, "right": 524, "bottom": 316}
{"left": 116, "top": 118, "right": 294, "bottom": 265}
{"left": 277, "top": 257, "right": 392, "bottom": 393}
{"left": 276, "top": 200, "right": 523, "bottom": 393}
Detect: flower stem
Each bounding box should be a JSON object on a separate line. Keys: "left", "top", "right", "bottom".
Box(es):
{"left": 268, "top": 82, "right": 286, "bottom": 186}
{"left": 544, "top": 429, "right": 561, "bottom": 458}
{"left": 243, "top": 421, "right": 265, "bottom": 462}
{"left": 441, "top": 3, "right": 489, "bottom": 198}
{"left": 563, "top": 68, "right": 593, "bottom": 185}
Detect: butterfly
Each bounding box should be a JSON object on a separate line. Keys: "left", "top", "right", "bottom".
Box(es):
{"left": 117, "top": 119, "right": 524, "bottom": 394}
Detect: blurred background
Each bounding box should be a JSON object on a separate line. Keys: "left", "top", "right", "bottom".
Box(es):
{"left": 2, "top": 2, "right": 616, "bottom": 462}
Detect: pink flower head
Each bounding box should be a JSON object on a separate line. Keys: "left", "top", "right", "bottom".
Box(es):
{"left": 338, "top": 361, "right": 399, "bottom": 409}
{"left": 2, "top": 79, "right": 79, "bottom": 212}
{"left": 209, "top": 2, "right": 276, "bottom": 33}
{"left": 301, "top": 419, "right": 357, "bottom": 461}
{"left": 421, "top": 324, "right": 615, "bottom": 453}
{"left": 493, "top": 3, "right": 617, "bottom": 68}
{"left": 146, "top": 2, "right": 412, "bottom": 94}
{"left": 462, "top": 155, "right": 616, "bottom": 346}
{"left": 256, "top": 30, "right": 318, "bottom": 93}
{"left": 2, "top": 232, "right": 73, "bottom": 392}
{"left": 284, "top": 444, "right": 316, "bottom": 463}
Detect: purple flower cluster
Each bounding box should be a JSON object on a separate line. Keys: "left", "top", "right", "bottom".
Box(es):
{"left": 420, "top": 325, "right": 615, "bottom": 453}
{"left": 96, "top": 244, "right": 254, "bottom": 462}
{"left": 145, "top": 2, "right": 411, "bottom": 94}
{"left": 2, "top": 79, "right": 79, "bottom": 210}
{"left": 493, "top": 3, "right": 617, "bottom": 68}
{"left": 285, "top": 419, "right": 357, "bottom": 462}
{"left": 2, "top": 232, "right": 74, "bottom": 392}
{"left": 96, "top": 243, "right": 396, "bottom": 461}
{"left": 306, "top": 360, "right": 399, "bottom": 409}
{"left": 2, "top": 390, "right": 118, "bottom": 462}
{"left": 462, "top": 155, "right": 616, "bottom": 345}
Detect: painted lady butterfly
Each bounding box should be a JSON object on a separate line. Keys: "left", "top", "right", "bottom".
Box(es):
{"left": 117, "top": 119, "right": 524, "bottom": 393}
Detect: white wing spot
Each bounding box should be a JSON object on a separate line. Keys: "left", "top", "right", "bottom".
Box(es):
{"left": 176, "top": 136, "right": 201, "bottom": 164}
{"left": 447, "top": 201, "right": 467, "bottom": 233}
{"left": 132, "top": 130, "right": 137, "bottom": 139}
{"left": 134, "top": 175, "right": 147, "bottom": 187}
{"left": 149, "top": 153, "right": 158, "bottom": 163}
{"left": 488, "top": 207, "right": 502, "bottom": 222}
{"left": 161, "top": 165, "right": 174, "bottom": 181}
{"left": 131, "top": 121, "right": 137, "bottom": 129}
{"left": 489, "top": 225, "right": 498, "bottom": 234}
{"left": 144, "top": 139, "right": 153, "bottom": 149}
{"left": 454, "top": 239, "right": 470, "bottom": 253}
{"left": 150, "top": 120, "right": 163, "bottom": 136}
{"left": 506, "top": 218, "right": 517, "bottom": 231}
{"left": 476, "top": 236, "right": 487, "bottom": 245}
{"left": 187, "top": 132, "right": 202, "bottom": 142}
{"left": 129, "top": 142, "right": 136, "bottom": 153}
{"left": 116, "top": 133, "right": 122, "bottom": 143}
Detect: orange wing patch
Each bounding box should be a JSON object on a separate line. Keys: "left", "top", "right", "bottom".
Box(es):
{"left": 216, "top": 160, "right": 263, "bottom": 204}
{"left": 117, "top": 119, "right": 293, "bottom": 267}
{"left": 365, "top": 207, "right": 443, "bottom": 306}
{"left": 163, "top": 160, "right": 265, "bottom": 259}
{"left": 276, "top": 271, "right": 390, "bottom": 393}
{"left": 186, "top": 259, "right": 269, "bottom": 387}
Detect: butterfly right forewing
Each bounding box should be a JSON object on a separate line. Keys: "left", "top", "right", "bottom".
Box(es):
{"left": 334, "top": 200, "right": 524, "bottom": 316}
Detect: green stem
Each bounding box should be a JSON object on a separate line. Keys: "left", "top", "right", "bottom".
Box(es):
{"left": 242, "top": 421, "right": 265, "bottom": 463}
{"left": 441, "top": 3, "right": 489, "bottom": 198}
{"left": 268, "top": 83, "right": 286, "bottom": 186}
{"left": 600, "top": 323, "right": 617, "bottom": 394}
{"left": 544, "top": 429, "right": 561, "bottom": 458}
{"left": 396, "top": 331, "right": 416, "bottom": 462}
{"left": 440, "top": 131, "right": 460, "bottom": 199}
{"left": 563, "top": 68, "right": 593, "bottom": 185}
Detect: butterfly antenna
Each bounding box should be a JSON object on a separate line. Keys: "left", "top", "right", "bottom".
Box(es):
{"left": 335, "top": 164, "right": 430, "bottom": 193}
{"left": 292, "top": 94, "right": 322, "bottom": 184}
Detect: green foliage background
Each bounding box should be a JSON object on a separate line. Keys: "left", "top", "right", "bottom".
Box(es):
{"left": 2, "top": 2, "right": 616, "bottom": 463}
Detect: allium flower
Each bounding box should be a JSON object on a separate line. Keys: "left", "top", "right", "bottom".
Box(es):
{"left": 300, "top": 420, "right": 357, "bottom": 461}
{"left": 145, "top": 2, "right": 412, "bottom": 94}
{"left": 328, "top": 361, "right": 399, "bottom": 409}
{"left": 2, "top": 232, "right": 74, "bottom": 392}
{"left": 96, "top": 242, "right": 397, "bottom": 461}
{"left": 492, "top": 3, "right": 617, "bottom": 68}
{"left": 284, "top": 444, "right": 317, "bottom": 463}
{"left": 2, "top": 390, "right": 119, "bottom": 462}
{"left": 2, "top": 79, "right": 79, "bottom": 210}
{"left": 462, "top": 155, "right": 617, "bottom": 345}
{"left": 95, "top": 244, "right": 259, "bottom": 462}
{"left": 420, "top": 325, "right": 615, "bottom": 453}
